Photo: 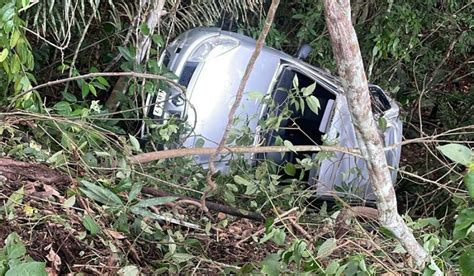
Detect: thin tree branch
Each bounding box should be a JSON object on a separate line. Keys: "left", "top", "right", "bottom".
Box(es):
{"left": 203, "top": 0, "right": 281, "bottom": 211}
{"left": 130, "top": 145, "right": 361, "bottom": 164}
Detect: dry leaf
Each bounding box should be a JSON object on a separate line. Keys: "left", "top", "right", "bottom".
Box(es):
{"left": 105, "top": 229, "right": 126, "bottom": 239}
{"left": 217, "top": 212, "right": 226, "bottom": 220}
{"left": 46, "top": 247, "right": 62, "bottom": 271}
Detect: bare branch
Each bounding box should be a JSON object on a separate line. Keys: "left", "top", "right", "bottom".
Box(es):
{"left": 203, "top": 0, "right": 281, "bottom": 210}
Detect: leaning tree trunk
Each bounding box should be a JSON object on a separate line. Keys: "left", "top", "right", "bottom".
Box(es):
{"left": 322, "top": 0, "right": 437, "bottom": 271}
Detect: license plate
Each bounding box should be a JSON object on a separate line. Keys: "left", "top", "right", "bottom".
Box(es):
{"left": 153, "top": 89, "right": 167, "bottom": 117}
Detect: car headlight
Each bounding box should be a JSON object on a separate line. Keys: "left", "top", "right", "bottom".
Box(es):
{"left": 189, "top": 36, "right": 239, "bottom": 62}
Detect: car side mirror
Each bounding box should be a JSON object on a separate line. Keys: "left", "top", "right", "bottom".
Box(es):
{"left": 296, "top": 44, "right": 312, "bottom": 60}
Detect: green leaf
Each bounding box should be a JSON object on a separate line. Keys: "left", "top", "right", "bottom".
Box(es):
{"left": 453, "top": 207, "right": 474, "bottom": 240}
{"left": 437, "top": 144, "right": 472, "bottom": 166}
{"left": 172, "top": 253, "right": 194, "bottom": 263}
{"left": 61, "top": 91, "right": 77, "bottom": 102}
{"left": 325, "top": 261, "right": 340, "bottom": 275}
{"left": 306, "top": 95, "right": 320, "bottom": 114}
{"left": 0, "top": 48, "right": 9, "bottom": 62}
{"left": 118, "top": 46, "right": 133, "bottom": 61}
{"left": 284, "top": 162, "right": 296, "bottom": 176}
{"left": 53, "top": 101, "right": 72, "bottom": 115}
{"left": 195, "top": 138, "right": 205, "bottom": 148}
{"left": 89, "top": 84, "right": 97, "bottom": 96}
{"left": 132, "top": 196, "right": 177, "bottom": 208}
{"left": 128, "top": 134, "right": 141, "bottom": 152}
{"left": 302, "top": 82, "right": 316, "bottom": 96}
{"left": 10, "top": 30, "right": 21, "bottom": 48}
{"left": 378, "top": 117, "right": 387, "bottom": 132}
{"left": 80, "top": 180, "right": 123, "bottom": 207}
{"left": 63, "top": 195, "right": 76, "bottom": 209}
{"left": 152, "top": 34, "right": 164, "bottom": 47}
{"left": 245, "top": 182, "right": 258, "bottom": 195}
{"left": 292, "top": 75, "right": 299, "bottom": 88}
{"left": 283, "top": 140, "right": 297, "bottom": 154}
{"left": 118, "top": 265, "right": 140, "bottom": 276}
{"left": 82, "top": 215, "right": 101, "bottom": 235}
{"left": 96, "top": 76, "right": 109, "bottom": 87}
{"left": 5, "top": 188, "right": 24, "bottom": 218}
{"left": 464, "top": 171, "right": 474, "bottom": 199}
{"left": 128, "top": 183, "right": 143, "bottom": 202}
{"left": 272, "top": 228, "right": 286, "bottom": 245}
{"left": 317, "top": 238, "right": 336, "bottom": 258}
{"left": 460, "top": 248, "right": 474, "bottom": 276}
{"left": 5, "top": 233, "right": 26, "bottom": 260}
{"left": 139, "top": 23, "right": 150, "bottom": 36}
{"left": 5, "top": 262, "right": 47, "bottom": 276}
{"left": 234, "top": 175, "right": 252, "bottom": 186}
{"left": 260, "top": 253, "right": 280, "bottom": 276}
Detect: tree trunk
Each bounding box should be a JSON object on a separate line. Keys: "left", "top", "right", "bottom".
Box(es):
{"left": 322, "top": 0, "right": 434, "bottom": 270}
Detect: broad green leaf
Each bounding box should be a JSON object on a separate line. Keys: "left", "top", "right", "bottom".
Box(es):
{"left": 260, "top": 253, "right": 280, "bottom": 276}
{"left": 118, "top": 46, "right": 133, "bottom": 61}
{"left": 139, "top": 23, "right": 150, "bottom": 36}
{"left": 437, "top": 144, "right": 472, "bottom": 166}
{"left": 378, "top": 117, "right": 387, "bottom": 132}
{"left": 63, "top": 195, "right": 76, "bottom": 209}
{"left": 292, "top": 75, "right": 299, "bottom": 89}
{"left": 89, "top": 84, "right": 97, "bottom": 96}
{"left": 283, "top": 140, "right": 297, "bottom": 154}
{"left": 244, "top": 182, "right": 258, "bottom": 195}
{"left": 80, "top": 180, "right": 123, "bottom": 207}
{"left": 0, "top": 48, "right": 8, "bottom": 62}
{"left": 5, "top": 187, "right": 24, "bottom": 217}
{"left": 325, "top": 261, "right": 340, "bottom": 275}
{"left": 81, "top": 83, "right": 90, "bottom": 98}
{"left": 464, "top": 171, "right": 474, "bottom": 199}
{"left": 306, "top": 95, "right": 320, "bottom": 114}
{"left": 317, "top": 238, "right": 336, "bottom": 258}
{"left": 133, "top": 196, "right": 177, "bottom": 208}
{"left": 284, "top": 162, "right": 296, "bottom": 176}
{"left": 172, "top": 253, "right": 194, "bottom": 263}
{"left": 82, "top": 215, "right": 101, "bottom": 235}
{"left": 128, "top": 183, "right": 143, "bottom": 202}
{"left": 97, "top": 76, "right": 109, "bottom": 87}
{"left": 53, "top": 101, "right": 71, "bottom": 115}
{"left": 453, "top": 207, "right": 474, "bottom": 240}
{"left": 460, "top": 248, "right": 474, "bottom": 276}
{"left": 195, "top": 138, "right": 205, "bottom": 148}
{"left": 10, "top": 30, "right": 21, "bottom": 48}
{"left": 302, "top": 82, "right": 316, "bottom": 96}
{"left": 5, "top": 233, "right": 26, "bottom": 260}
{"left": 234, "top": 175, "right": 252, "bottom": 186}
{"left": 128, "top": 134, "right": 141, "bottom": 152}
{"left": 152, "top": 34, "right": 164, "bottom": 47}
{"left": 272, "top": 228, "right": 286, "bottom": 245}
{"left": 5, "top": 262, "right": 47, "bottom": 276}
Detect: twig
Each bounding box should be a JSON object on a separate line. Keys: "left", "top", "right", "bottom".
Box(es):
{"left": 130, "top": 145, "right": 361, "bottom": 164}
{"left": 142, "top": 187, "right": 265, "bottom": 221}
{"left": 9, "top": 71, "right": 186, "bottom": 106}
{"left": 203, "top": 0, "right": 281, "bottom": 211}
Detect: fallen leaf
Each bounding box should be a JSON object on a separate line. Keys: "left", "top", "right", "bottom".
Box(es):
{"left": 105, "top": 229, "right": 126, "bottom": 239}
{"left": 217, "top": 212, "right": 226, "bottom": 220}
{"left": 42, "top": 184, "right": 62, "bottom": 199}
{"left": 46, "top": 247, "right": 62, "bottom": 271}
{"left": 45, "top": 267, "right": 57, "bottom": 276}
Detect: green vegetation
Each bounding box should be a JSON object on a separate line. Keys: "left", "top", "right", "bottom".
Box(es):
{"left": 0, "top": 0, "right": 472, "bottom": 274}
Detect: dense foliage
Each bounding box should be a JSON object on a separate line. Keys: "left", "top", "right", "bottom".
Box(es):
{"left": 0, "top": 0, "right": 472, "bottom": 274}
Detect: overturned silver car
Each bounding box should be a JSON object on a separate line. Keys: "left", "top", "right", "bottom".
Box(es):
{"left": 144, "top": 27, "right": 402, "bottom": 202}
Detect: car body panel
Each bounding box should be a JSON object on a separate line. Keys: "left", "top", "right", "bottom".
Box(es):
{"left": 147, "top": 27, "right": 402, "bottom": 202}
